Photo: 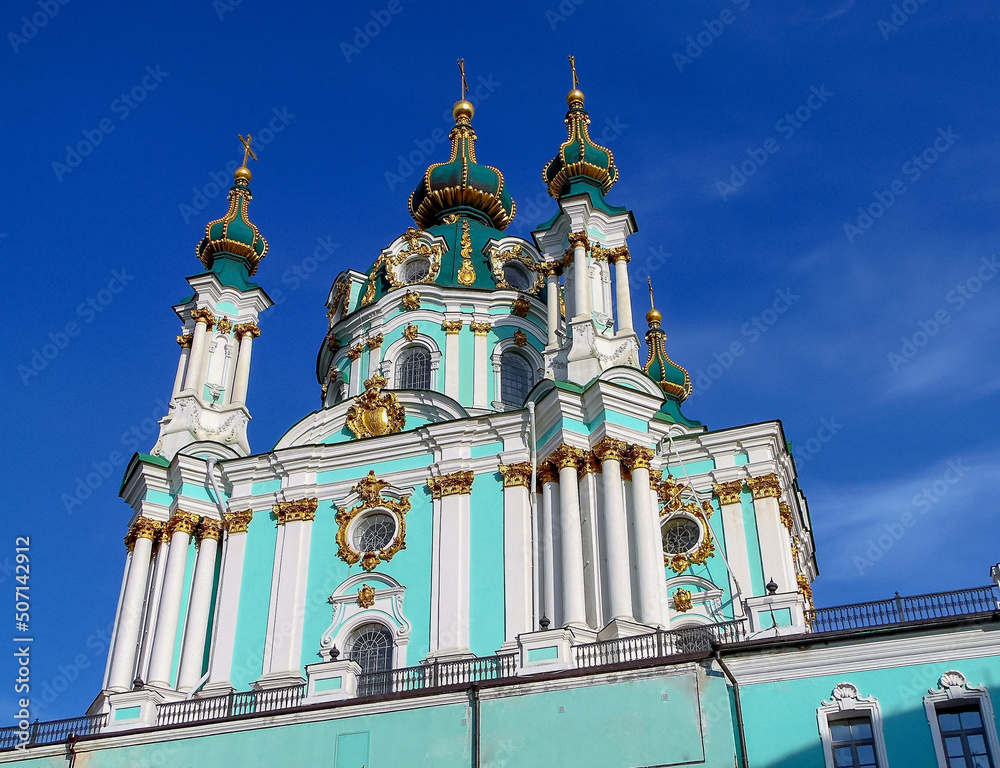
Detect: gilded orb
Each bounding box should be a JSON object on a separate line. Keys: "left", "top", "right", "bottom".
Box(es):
{"left": 567, "top": 88, "right": 585, "bottom": 105}
{"left": 452, "top": 99, "right": 475, "bottom": 120}
{"left": 646, "top": 308, "right": 662, "bottom": 325}
{"left": 234, "top": 165, "right": 252, "bottom": 182}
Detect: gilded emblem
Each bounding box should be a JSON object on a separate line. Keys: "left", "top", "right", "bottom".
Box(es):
{"left": 401, "top": 290, "right": 421, "bottom": 310}
{"left": 673, "top": 587, "right": 694, "bottom": 613}
{"left": 457, "top": 219, "right": 477, "bottom": 286}
{"left": 346, "top": 375, "right": 405, "bottom": 439}
{"left": 357, "top": 584, "right": 376, "bottom": 609}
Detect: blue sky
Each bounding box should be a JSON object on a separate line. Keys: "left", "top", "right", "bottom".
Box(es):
{"left": 2, "top": 0, "right": 997, "bottom": 721}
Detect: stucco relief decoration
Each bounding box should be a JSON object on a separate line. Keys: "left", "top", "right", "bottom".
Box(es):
{"left": 357, "top": 584, "right": 376, "bottom": 609}
{"left": 346, "top": 375, "right": 405, "bottom": 439}
{"left": 489, "top": 243, "right": 545, "bottom": 293}
{"left": 658, "top": 475, "right": 715, "bottom": 574}
{"left": 380, "top": 227, "right": 444, "bottom": 289}
{"left": 401, "top": 290, "right": 421, "bottom": 310}
{"left": 335, "top": 471, "right": 411, "bottom": 572}
{"left": 672, "top": 587, "right": 694, "bottom": 613}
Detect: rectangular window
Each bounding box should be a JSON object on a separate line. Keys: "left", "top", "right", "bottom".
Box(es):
{"left": 937, "top": 704, "right": 995, "bottom": 768}
{"left": 830, "top": 716, "right": 880, "bottom": 768}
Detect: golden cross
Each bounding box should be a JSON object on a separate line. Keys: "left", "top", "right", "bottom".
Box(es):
{"left": 238, "top": 134, "right": 257, "bottom": 167}
{"left": 457, "top": 58, "right": 468, "bottom": 100}
{"left": 568, "top": 54, "right": 579, "bottom": 89}
{"left": 648, "top": 277, "right": 655, "bottom": 309}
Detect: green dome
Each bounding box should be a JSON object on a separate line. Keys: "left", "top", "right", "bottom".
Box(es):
{"left": 408, "top": 102, "right": 516, "bottom": 231}
{"left": 197, "top": 170, "right": 268, "bottom": 276}
{"left": 543, "top": 90, "right": 619, "bottom": 199}
{"left": 643, "top": 309, "right": 691, "bottom": 401}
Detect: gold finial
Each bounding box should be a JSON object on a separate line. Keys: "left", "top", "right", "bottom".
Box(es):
{"left": 235, "top": 133, "right": 257, "bottom": 182}
{"left": 647, "top": 278, "right": 661, "bottom": 325}
{"left": 453, "top": 58, "right": 475, "bottom": 121}
{"left": 567, "top": 54, "right": 584, "bottom": 105}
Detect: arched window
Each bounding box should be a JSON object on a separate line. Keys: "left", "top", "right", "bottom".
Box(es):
{"left": 396, "top": 346, "right": 431, "bottom": 390}
{"left": 500, "top": 349, "right": 533, "bottom": 407}
{"left": 402, "top": 258, "right": 430, "bottom": 284}
{"left": 503, "top": 263, "right": 532, "bottom": 291}
{"left": 349, "top": 622, "right": 394, "bottom": 696}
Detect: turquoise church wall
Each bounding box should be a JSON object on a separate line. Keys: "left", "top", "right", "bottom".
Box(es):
{"left": 468, "top": 473, "right": 505, "bottom": 655}
{"left": 229, "top": 511, "right": 277, "bottom": 690}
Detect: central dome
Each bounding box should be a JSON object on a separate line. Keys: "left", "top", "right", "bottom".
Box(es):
{"left": 408, "top": 100, "right": 516, "bottom": 231}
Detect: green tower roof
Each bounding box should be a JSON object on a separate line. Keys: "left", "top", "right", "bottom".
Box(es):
{"left": 643, "top": 307, "right": 692, "bottom": 402}
{"left": 197, "top": 164, "right": 268, "bottom": 278}
{"left": 542, "top": 84, "right": 619, "bottom": 201}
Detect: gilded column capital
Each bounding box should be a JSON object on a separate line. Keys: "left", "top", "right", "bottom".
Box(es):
{"left": 498, "top": 462, "right": 532, "bottom": 488}
{"left": 713, "top": 480, "right": 745, "bottom": 506}
{"left": 511, "top": 295, "right": 530, "bottom": 317}
{"left": 327, "top": 334, "right": 341, "bottom": 352}
{"left": 567, "top": 231, "right": 591, "bottom": 252}
{"left": 196, "top": 518, "right": 223, "bottom": 542}
{"left": 234, "top": 322, "right": 260, "bottom": 340}
{"left": 549, "top": 444, "right": 585, "bottom": 471}
{"left": 346, "top": 344, "right": 364, "bottom": 361}
{"left": 747, "top": 473, "right": 782, "bottom": 500}
{"left": 779, "top": 501, "right": 794, "bottom": 531}
{"left": 176, "top": 334, "right": 193, "bottom": 348}
{"left": 403, "top": 323, "right": 419, "bottom": 341}
{"left": 797, "top": 574, "right": 814, "bottom": 610}
{"left": 224, "top": 509, "right": 253, "bottom": 534}
{"left": 190, "top": 308, "right": 216, "bottom": 328}
{"left": 166, "top": 510, "right": 201, "bottom": 539}
{"left": 124, "top": 517, "right": 162, "bottom": 551}
{"left": 470, "top": 321, "right": 491, "bottom": 336}
{"left": 216, "top": 317, "right": 234, "bottom": 334}
{"left": 441, "top": 319, "right": 464, "bottom": 335}
{"left": 599, "top": 245, "right": 630, "bottom": 264}
{"left": 593, "top": 436, "right": 628, "bottom": 464}
{"left": 649, "top": 468, "right": 663, "bottom": 490}
{"left": 427, "top": 470, "right": 475, "bottom": 499}
{"left": 624, "top": 445, "right": 654, "bottom": 471}
{"left": 577, "top": 450, "right": 602, "bottom": 480}
{"left": 365, "top": 332, "right": 384, "bottom": 349}
{"left": 401, "top": 290, "right": 421, "bottom": 310}
{"left": 274, "top": 498, "right": 318, "bottom": 525}
{"left": 537, "top": 462, "right": 558, "bottom": 486}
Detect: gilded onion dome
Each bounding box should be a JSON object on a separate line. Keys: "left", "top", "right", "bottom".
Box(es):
{"left": 643, "top": 307, "right": 692, "bottom": 401}
{"left": 542, "top": 60, "right": 619, "bottom": 200}
{"left": 408, "top": 99, "right": 516, "bottom": 231}
{"left": 197, "top": 158, "right": 268, "bottom": 277}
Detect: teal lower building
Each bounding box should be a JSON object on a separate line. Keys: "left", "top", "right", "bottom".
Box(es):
{"left": 3, "top": 66, "right": 998, "bottom": 768}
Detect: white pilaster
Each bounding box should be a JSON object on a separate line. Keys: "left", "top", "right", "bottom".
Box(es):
{"left": 545, "top": 270, "right": 560, "bottom": 347}
{"left": 715, "top": 479, "right": 752, "bottom": 616}
{"left": 257, "top": 499, "right": 316, "bottom": 687}
{"left": 472, "top": 323, "right": 489, "bottom": 409}
{"left": 106, "top": 525, "right": 157, "bottom": 692}
{"left": 203, "top": 512, "right": 250, "bottom": 693}
{"left": 748, "top": 476, "right": 797, "bottom": 594}
{"left": 629, "top": 458, "right": 664, "bottom": 627}
{"left": 146, "top": 512, "right": 200, "bottom": 688}
{"left": 539, "top": 470, "right": 559, "bottom": 626}
{"left": 553, "top": 447, "right": 588, "bottom": 628}
{"left": 427, "top": 471, "right": 474, "bottom": 659}
{"left": 595, "top": 441, "right": 633, "bottom": 622}
{"left": 613, "top": 255, "right": 634, "bottom": 333}
{"left": 570, "top": 237, "right": 590, "bottom": 321}
{"left": 183, "top": 314, "right": 212, "bottom": 395}
{"left": 443, "top": 321, "right": 462, "bottom": 400}
{"left": 230, "top": 325, "right": 258, "bottom": 405}
{"left": 176, "top": 521, "right": 222, "bottom": 691}
{"left": 499, "top": 464, "right": 533, "bottom": 646}
{"left": 172, "top": 344, "right": 191, "bottom": 398}
{"left": 348, "top": 348, "right": 362, "bottom": 396}
{"left": 366, "top": 339, "right": 382, "bottom": 379}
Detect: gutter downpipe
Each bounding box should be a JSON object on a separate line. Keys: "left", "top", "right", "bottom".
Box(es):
{"left": 469, "top": 683, "right": 481, "bottom": 768}
{"left": 711, "top": 640, "right": 749, "bottom": 768}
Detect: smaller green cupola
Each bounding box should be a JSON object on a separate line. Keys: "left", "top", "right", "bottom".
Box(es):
{"left": 643, "top": 301, "right": 692, "bottom": 402}
{"left": 197, "top": 134, "right": 268, "bottom": 278}
{"left": 543, "top": 56, "right": 620, "bottom": 201}
{"left": 408, "top": 59, "right": 516, "bottom": 231}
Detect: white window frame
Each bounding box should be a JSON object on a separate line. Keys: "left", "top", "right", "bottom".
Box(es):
{"left": 924, "top": 670, "right": 1000, "bottom": 768}
{"left": 817, "top": 683, "right": 890, "bottom": 768}
{"left": 489, "top": 332, "right": 543, "bottom": 411}
{"left": 383, "top": 336, "right": 441, "bottom": 392}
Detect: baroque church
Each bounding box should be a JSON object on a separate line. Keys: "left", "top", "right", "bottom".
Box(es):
{"left": 3, "top": 60, "right": 998, "bottom": 768}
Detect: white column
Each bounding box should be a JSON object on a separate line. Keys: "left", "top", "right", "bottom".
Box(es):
{"left": 366, "top": 337, "right": 383, "bottom": 379}
{"left": 552, "top": 447, "right": 587, "bottom": 627}
{"left": 348, "top": 347, "right": 362, "bottom": 396}
{"left": 146, "top": 512, "right": 200, "bottom": 688}
{"left": 427, "top": 472, "right": 473, "bottom": 658}
{"left": 627, "top": 450, "right": 664, "bottom": 627}
{"left": 570, "top": 235, "right": 590, "bottom": 320}
{"left": 443, "top": 321, "right": 462, "bottom": 400}
{"left": 106, "top": 521, "right": 158, "bottom": 692}
{"left": 472, "top": 323, "right": 490, "bottom": 409}
{"left": 499, "top": 464, "right": 533, "bottom": 644}
{"left": 613, "top": 253, "right": 634, "bottom": 333}
{"left": 231, "top": 324, "right": 259, "bottom": 405}
{"left": 539, "top": 467, "right": 559, "bottom": 626}
{"left": 176, "top": 520, "right": 222, "bottom": 691}
{"left": 172, "top": 342, "right": 191, "bottom": 398}
{"left": 136, "top": 533, "right": 170, "bottom": 682}
{"left": 258, "top": 499, "right": 316, "bottom": 687}
{"left": 204, "top": 512, "right": 251, "bottom": 693}
{"left": 715, "top": 480, "right": 752, "bottom": 615}
{"left": 595, "top": 439, "right": 634, "bottom": 622}
{"left": 748, "top": 475, "right": 797, "bottom": 593}
{"left": 545, "top": 269, "right": 560, "bottom": 346}
{"left": 183, "top": 313, "right": 213, "bottom": 394}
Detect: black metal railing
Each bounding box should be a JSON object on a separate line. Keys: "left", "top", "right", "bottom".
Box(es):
{"left": 0, "top": 713, "right": 107, "bottom": 750}
{"left": 574, "top": 619, "right": 747, "bottom": 668}
{"left": 805, "top": 585, "right": 999, "bottom": 633}
{"left": 156, "top": 684, "right": 305, "bottom": 727}
{"left": 356, "top": 653, "right": 519, "bottom": 697}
